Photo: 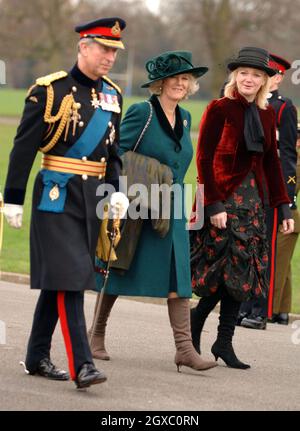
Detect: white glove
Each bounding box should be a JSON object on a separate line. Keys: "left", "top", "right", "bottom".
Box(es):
{"left": 3, "top": 204, "right": 23, "bottom": 228}
{"left": 110, "top": 192, "right": 129, "bottom": 219}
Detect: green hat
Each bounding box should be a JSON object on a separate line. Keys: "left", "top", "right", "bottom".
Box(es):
{"left": 141, "top": 51, "right": 208, "bottom": 88}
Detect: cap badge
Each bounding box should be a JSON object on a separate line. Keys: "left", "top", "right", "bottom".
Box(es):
{"left": 111, "top": 21, "right": 121, "bottom": 36}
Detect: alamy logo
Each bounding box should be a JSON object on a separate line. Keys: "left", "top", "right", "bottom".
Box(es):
{"left": 0, "top": 60, "right": 6, "bottom": 85}
{"left": 291, "top": 320, "right": 300, "bottom": 345}
{"left": 291, "top": 60, "right": 300, "bottom": 85}
{"left": 0, "top": 320, "right": 6, "bottom": 345}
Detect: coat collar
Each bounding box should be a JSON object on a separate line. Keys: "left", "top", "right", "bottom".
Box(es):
{"left": 233, "top": 90, "right": 252, "bottom": 108}
{"left": 70, "top": 63, "right": 102, "bottom": 89}
{"left": 149, "top": 95, "right": 183, "bottom": 152}
{"left": 269, "top": 89, "right": 279, "bottom": 100}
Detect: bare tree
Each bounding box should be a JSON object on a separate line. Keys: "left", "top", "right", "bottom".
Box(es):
{"left": 162, "top": 0, "right": 300, "bottom": 97}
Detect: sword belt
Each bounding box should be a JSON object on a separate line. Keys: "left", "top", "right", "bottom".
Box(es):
{"left": 41, "top": 154, "right": 106, "bottom": 179}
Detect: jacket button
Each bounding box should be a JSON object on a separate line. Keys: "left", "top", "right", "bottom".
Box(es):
{"left": 100, "top": 157, "right": 106, "bottom": 163}
{"left": 108, "top": 121, "right": 112, "bottom": 128}
{"left": 98, "top": 174, "right": 103, "bottom": 180}
{"left": 82, "top": 156, "right": 87, "bottom": 161}
{"left": 82, "top": 174, "right": 88, "bottom": 180}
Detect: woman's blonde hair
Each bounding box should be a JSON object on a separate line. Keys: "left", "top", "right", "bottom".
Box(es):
{"left": 148, "top": 74, "right": 199, "bottom": 99}
{"left": 224, "top": 67, "right": 271, "bottom": 109}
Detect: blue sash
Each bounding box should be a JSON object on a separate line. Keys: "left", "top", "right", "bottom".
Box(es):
{"left": 38, "top": 82, "right": 117, "bottom": 213}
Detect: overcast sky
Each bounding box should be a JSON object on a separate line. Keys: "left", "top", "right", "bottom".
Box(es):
{"left": 145, "top": 0, "right": 160, "bottom": 14}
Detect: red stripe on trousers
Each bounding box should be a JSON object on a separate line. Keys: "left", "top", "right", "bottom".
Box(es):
{"left": 267, "top": 208, "right": 278, "bottom": 318}
{"left": 57, "top": 292, "right": 76, "bottom": 380}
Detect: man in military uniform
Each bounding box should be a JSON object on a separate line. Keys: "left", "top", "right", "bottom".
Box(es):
{"left": 240, "top": 53, "right": 298, "bottom": 329}
{"left": 3, "top": 17, "right": 129, "bottom": 389}
{"left": 271, "top": 122, "right": 300, "bottom": 324}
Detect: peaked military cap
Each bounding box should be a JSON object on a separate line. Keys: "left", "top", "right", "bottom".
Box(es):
{"left": 75, "top": 17, "right": 126, "bottom": 49}
{"left": 269, "top": 54, "right": 291, "bottom": 75}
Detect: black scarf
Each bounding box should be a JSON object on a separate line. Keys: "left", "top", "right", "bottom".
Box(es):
{"left": 244, "top": 102, "right": 265, "bottom": 153}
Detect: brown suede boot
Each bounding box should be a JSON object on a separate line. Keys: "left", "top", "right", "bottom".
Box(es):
{"left": 167, "top": 298, "right": 218, "bottom": 372}
{"left": 88, "top": 294, "right": 118, "bottom": 360}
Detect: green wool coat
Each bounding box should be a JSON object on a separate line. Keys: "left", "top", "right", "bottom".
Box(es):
{"left": 102, "top": 94, "right": 193, "bottom": 298}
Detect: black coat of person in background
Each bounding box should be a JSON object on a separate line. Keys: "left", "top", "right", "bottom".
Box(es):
{"left": 3, "top": 17, "right": 129, "bottom": 389}
{"left": 239, "top": 53, "right": 298, "bottom": 329}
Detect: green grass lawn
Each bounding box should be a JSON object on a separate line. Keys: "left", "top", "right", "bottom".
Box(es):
{"left": 0, "top": 124, "right": 41, "bottom": 273}
{"left": 0, "top": 88, "right": 206, "bottom": 131}
{"left": 0, "top": 92, "right": 299, "bottom": 313}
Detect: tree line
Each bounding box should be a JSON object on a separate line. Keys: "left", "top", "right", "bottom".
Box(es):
{"left": 0, "top": 0, "right": 299, "bottom": 99}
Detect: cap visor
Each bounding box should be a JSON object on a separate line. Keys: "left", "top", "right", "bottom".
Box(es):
{"left": 94, "top": 37, "right": 124, "bottom": 49}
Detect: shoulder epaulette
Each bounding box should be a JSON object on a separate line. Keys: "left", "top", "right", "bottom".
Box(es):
{"left": 36, "top": 70, "right": 68, "bottom": 87}
{"left": 102, "top": 75, "right": 122, "bottom": 94}
{"left": 26, "top": 84, "right": 38, "bottom": 98}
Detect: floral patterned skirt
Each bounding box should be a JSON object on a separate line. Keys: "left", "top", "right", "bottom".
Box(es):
{"left": 190, "top": 172, "right": 269, "bottom": 302}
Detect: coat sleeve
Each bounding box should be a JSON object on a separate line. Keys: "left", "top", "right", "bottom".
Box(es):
{"left": 196, "top": 100, "right": 226, "bottom": 216}
{"left": 263, "top": 109, "right": 291, "bottom": 209}
{"left": 4, "top": 85, "right": 48, "bottom": 204}
{"left": 278, "top": 103, "right": 298, "bottom": 204}
{"left": 119, "top": 102, "right": 151, "bottom": 155}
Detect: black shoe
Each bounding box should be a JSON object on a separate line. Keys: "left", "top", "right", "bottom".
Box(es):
{"left": 268, "top": 313, "right": 279, "bottom": 323}
{"left": 241, "top": 315, "right": 267, "bottom": 330}
{"left": 28, "top": 358, "right": 69, "bottom": 380}
{"left": 236, "top": 312, "right": 248, "bottom": 326}
{"left": 75, "top": 363, "right": 107, "bottom": 389}
{"left": 277, "top": 313, "right": 289, "bottom": 325}
{"left": 211, "top": 341, "right": 250, "bottom": 369}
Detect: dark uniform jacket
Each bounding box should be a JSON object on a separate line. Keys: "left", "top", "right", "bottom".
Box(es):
{"left": 4, "top": 64, "right": 122, "bottom": 291}
{"left": 268, "top": 90, "right": 298, "bottom": 206}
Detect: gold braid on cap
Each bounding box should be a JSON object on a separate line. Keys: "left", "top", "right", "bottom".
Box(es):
{"left": 40, "top": 84, "right": 75, "bottom": 153}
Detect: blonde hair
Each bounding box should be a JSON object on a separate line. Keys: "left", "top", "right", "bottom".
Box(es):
{"left": 148, "top": 74, "right": 199, "bottom": 99}
{"left": 224, "top": 68, "right": 271, "bottom": 110}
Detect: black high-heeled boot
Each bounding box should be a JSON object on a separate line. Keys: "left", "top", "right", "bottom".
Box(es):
{"left": 211, "top": 293, "right": 250, "bottom": 369}
{"left": 191, "top": 292, "right": 221, "bottom": 354}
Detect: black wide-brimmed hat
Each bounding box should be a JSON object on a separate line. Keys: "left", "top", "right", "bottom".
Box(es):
{"left": 141, "top": 51, "right": 208, "bottom": 88}
{"left": 227, "top": 47, "right": 276, "bottom": 77}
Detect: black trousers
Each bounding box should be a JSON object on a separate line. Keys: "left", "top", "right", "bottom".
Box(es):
{"left": 25, "top": 290, "right": 93, "bottom": 380}
{"left": 239, "top": 205, "right": 278, "bottom": 318}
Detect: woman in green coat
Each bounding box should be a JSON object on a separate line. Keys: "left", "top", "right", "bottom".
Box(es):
{"left": 89, "top": 51, "right": 217, "bottom": 372}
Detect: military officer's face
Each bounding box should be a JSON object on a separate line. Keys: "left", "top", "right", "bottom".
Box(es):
{"left": 161, "top": 74, "right": 190, "bottom": 102}
{"left": 236, "top": 67, "right": 267, "bottom": 101}
{"left": 79, "top": 41, "right": 118, "bottom": 79}
{"left": 269, "top": 73, "right": 283, "bottom": 91}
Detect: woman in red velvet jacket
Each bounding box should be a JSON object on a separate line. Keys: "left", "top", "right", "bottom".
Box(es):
{"left": 190, "top": 47, "right": 294, "bottom": 369}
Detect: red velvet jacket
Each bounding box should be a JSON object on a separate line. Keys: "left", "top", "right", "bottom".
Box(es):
{"left": 196, "top": 92, "right": 290, "bottom": 217}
